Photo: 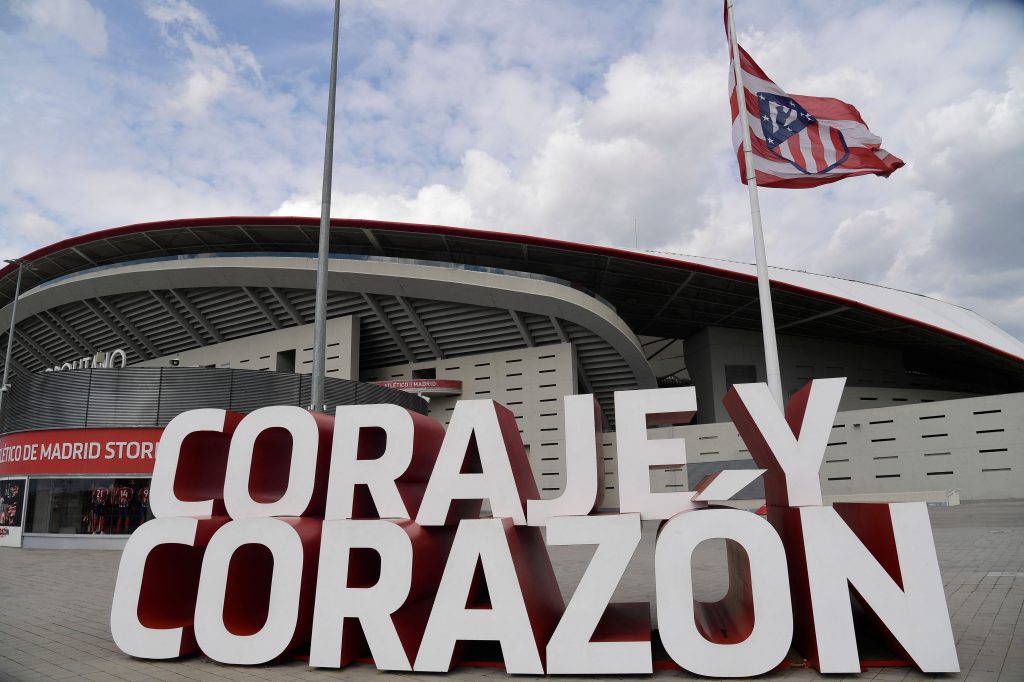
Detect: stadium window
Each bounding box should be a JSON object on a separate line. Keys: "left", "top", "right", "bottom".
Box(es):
{"left": 275, "top": 349, "right": 296, "bottom": 373}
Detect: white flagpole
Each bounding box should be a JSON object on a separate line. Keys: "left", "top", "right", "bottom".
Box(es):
{"left": 726, "top": 0, "right": 785, "bottom": 408}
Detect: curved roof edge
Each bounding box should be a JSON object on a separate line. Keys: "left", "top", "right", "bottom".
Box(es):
{"left": 644, "top": 251, "right": 1024, "bottom": 365}
{"left": 2, "top": 215, "right": 1022, "bottom": 365}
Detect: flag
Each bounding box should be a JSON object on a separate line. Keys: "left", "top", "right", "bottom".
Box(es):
{"left": 726, "top": 16, "right": 904, "bottom": 188}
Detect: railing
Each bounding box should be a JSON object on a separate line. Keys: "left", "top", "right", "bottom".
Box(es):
{"left": 0, "top": 367, "right": 427, "bottom": 434}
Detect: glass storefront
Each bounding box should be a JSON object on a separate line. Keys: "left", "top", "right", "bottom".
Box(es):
{"left": 25, "top": 478, "right": 152, "bottom": 535}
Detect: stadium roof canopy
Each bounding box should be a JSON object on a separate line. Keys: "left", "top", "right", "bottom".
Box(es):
{"left": 2, "top": 217, "right": 1022, "bottom": 393}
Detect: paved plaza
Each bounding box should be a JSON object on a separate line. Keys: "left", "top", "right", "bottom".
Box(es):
{"left": 1, "top": 500, "right": 1021, "bottom": 682}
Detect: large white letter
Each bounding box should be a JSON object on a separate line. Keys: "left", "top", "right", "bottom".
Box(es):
{"left": 151, "top": 408, "right": 234, "bottom": 518}
{"left": 110, "top": 517, "right": 226, "bottom": 659}
{"left": 194, "top": 518, "right": 317, "bottom": 664}
{"left": 723, "top": 378, "right": 844, "bottom": 507}
{"left": 224, "top": 406, "right": 323, "bottom": 519}
{"left": 797, "top": 503, "right": 958, "bottom": 673}
{"left": 614, "top": 387, "right": 697, "bottom": 519}
{"left": 414, "top": 518, "right": 559, "bottom": 673}
{"left": 326, "top": 405, "right": 442, "bottom": 520}
{"left": 310, "top": 519, "right": 414, "bottom": 670}
{"left": 656, "top": 509, "right": 793, "bottom": 677}
{"left": 545, "top": 513, "right": 650, "bottom": 673}
{"left": 416, "top": 400, "right": 536, "bottom": 525}
{"left": 527, "top": 395, "right": 603, "bottom": 526}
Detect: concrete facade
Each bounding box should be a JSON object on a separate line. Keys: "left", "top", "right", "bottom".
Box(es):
{"left": 686, "top": 326, "right": 977, "bottom": 423}
{"left": 595, "top": 391, "right": 1024, "bottom": 509}
{"left": 136, "top": 316, "right": 360, "bottom": 379}
{"left": 363, "top": 343, "right": 577, "bottom": 495}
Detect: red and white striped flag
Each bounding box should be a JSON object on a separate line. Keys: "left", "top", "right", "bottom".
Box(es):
{"left": 727, "top": 26, "right": 904, "bottom": 188}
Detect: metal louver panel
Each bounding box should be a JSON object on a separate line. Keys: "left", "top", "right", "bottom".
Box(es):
{"left": 86, "top": 368, "right": 162, "bottom": 427}
{"left": 0, "top": 371, "right": 90, "bottom": 432}
{"left": 158, "top": 368, "right": 233, "bottom": 421}
{"left": 229, "top": 370, "right": 304, "bottom": 413}
{"left": 0, "top": 367, "right": 427, "bottom": 434}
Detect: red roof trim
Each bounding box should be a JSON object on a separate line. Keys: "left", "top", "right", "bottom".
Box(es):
{"left": 1, "top": 216, "right": 1021, "bottom": 365}
{"left": 0, "top": 215, "right": 752, "bottom": 282}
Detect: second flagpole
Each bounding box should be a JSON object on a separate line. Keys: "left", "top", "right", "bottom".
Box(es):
{"left": 726, "top": 0, "right": 785, "bottom": 408}
{"left": 310, "top": 0, "right": 341, "bottom": 412}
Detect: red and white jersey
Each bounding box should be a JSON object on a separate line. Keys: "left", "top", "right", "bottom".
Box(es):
{"left": 93, "top": 487, "right": 110, "bottom": 505}
{"left": 138, "top": 487, "right": 150, "bottom": 506}
{"left": 116, "top": 486, "right": 132, "bottom": 506}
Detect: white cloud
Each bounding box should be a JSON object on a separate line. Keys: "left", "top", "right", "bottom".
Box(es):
{"left": 817, "top": 193, "right": 950, "bottom": 285}
{"left": 144, "top": 0, "right": 262, "bottom": 117}
{"left": 0, "top": 0, "right": 325, "bottom": 260}
{"left": 276, "top": 51, "right": 729, "bottom": 248}
{"left": 275, "top": 183, "right": 474, "bottom": 227}
{"left": 266, "top": 0, "right": 333, "bottom": 11}
{"left": 144, "top": 0, "right": 216, "bottom": 41}
{"left": 10, "top": 0, "right": 108, "bottom": 56}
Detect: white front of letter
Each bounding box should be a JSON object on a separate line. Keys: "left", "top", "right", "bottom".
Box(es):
{"left": 545, "top": 513, "right": 650, "bottom": 673}
{"left": 655, "top": 509, "right": 793, "bottom": 677}
{"left": 730, "top": 379, "right": 843, "bottom": 506}
{"left": 194, "top": 518, "right": 305, "bottom": 664}
{"left": 325, "top": 405, "right": 414, "bottom": 520}
{"left": 527, "top": 395, "right": 602, "bottom": 526}
{"left": 150, "top": 408, "right": 226, "bottom": 518}
{"left": 414, "top": 518, "right": 543, "bottom": 674}
{"left": 224, "top": 406, "right": 319, "bottom": 518}
{"left": 614, "top": 387, "right": 697, "bottom": 520}
{"left": 110, "top": 517, "right": 198, "bottom": 659}
{"left": 416, "top": 401, "right": 527, "bottom": 525}
{"left": 800, "top": 504, "right": 958, "bottom": 673}
{"left": 310, "top": 520, "right": 413, "bottom": 669}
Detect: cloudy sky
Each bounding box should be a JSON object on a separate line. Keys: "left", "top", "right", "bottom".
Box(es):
{"left": 1, "top": 0, "right": 1022, "bottom": 338}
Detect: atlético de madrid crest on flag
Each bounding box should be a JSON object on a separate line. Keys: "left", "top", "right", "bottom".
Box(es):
{"left": 726, "top": 5, "right": 904, "bottom": 189}
{"left": 758, "top": 93, "right": 850, "bottom": 175}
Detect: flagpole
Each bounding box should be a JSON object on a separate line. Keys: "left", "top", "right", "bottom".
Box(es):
{"left": 726, "top": 0, "right": 785, "bottom": 408}
{"left": 310, "top": 0, "right": 341, "bottom": 412}
{"left": 0, "top": 259, "right": 28, "bottom": 416}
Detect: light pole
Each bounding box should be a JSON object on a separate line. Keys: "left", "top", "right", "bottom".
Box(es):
{"left": 0, "top": 258, "right": 30, "bottom": 415}
{"left": 310, "top": 0, "right": 341, "bottom": 412}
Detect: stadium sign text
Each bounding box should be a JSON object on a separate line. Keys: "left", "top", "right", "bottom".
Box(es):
{"left": 110, "top": 378, "right": 959, "bottom": 677}
{"left": 45, "top": 348, "right": 127, "bottom": 373}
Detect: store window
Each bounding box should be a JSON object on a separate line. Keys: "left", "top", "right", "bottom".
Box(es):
{"left": 25, "top": 478, "right": 152, "bottom": 535}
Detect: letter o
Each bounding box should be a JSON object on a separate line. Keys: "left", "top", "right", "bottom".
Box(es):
{"left": 655, "top": 509, "right": 793, "bottom": 677}
{"left": 224, "top": 406, "right": 321, "bottom": 518}
{"left": 194, "top": 518, "right": 306, "bottom": 664}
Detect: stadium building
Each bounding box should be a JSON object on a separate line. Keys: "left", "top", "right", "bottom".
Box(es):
{"left": 1, "top": 216, "right": 1022, "bottom": 548}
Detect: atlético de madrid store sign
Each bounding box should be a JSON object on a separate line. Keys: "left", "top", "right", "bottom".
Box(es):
{"left": 110, "top": 378, "right": 959, "bottom": 677}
